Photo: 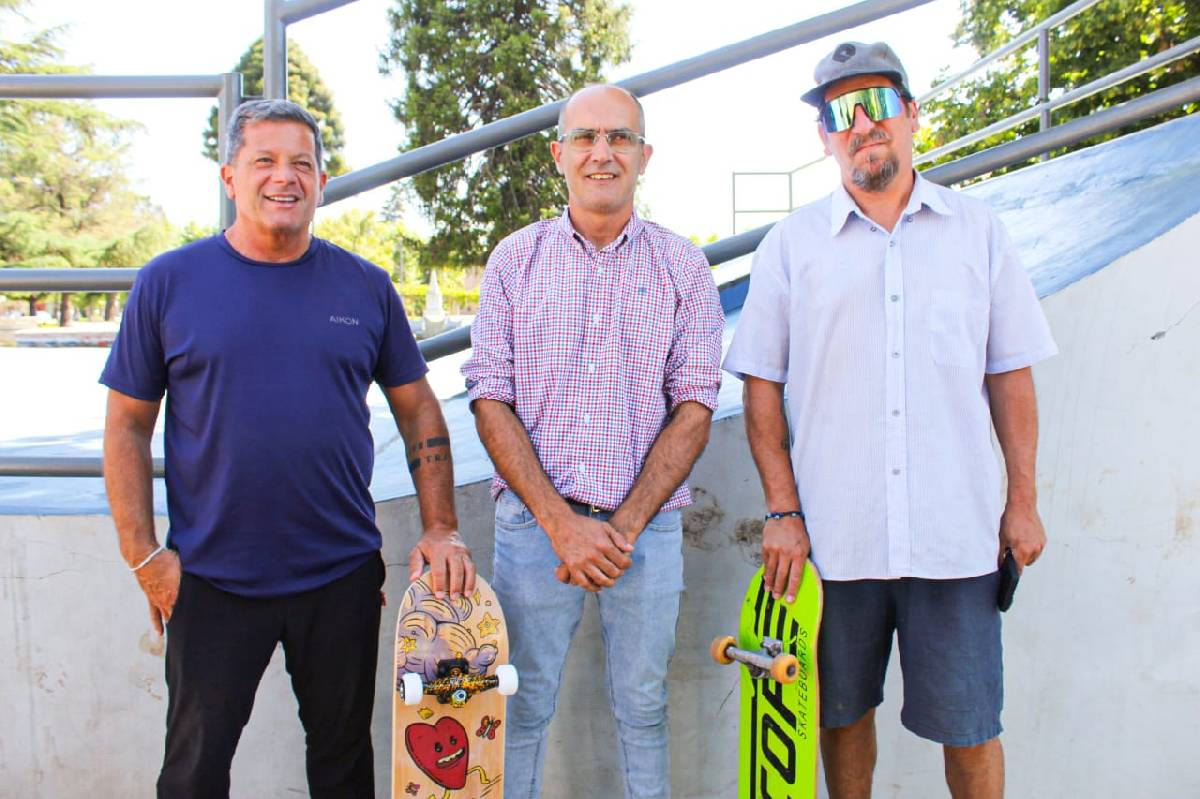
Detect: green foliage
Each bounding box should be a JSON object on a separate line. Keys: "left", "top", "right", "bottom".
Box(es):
{"left": 180, "top": 221, "right": 218, "bottom": 244}
{"left": 202, "top": 38, "right": 348, "bottom": 176}
{"left": 0, "top": 0, "right": 172, "bottom": 322}
{"left": 919, "top": 0, "right": 1200, "bottom": 170}
{"left": 381, "top": 0, "right": 632, "bottom": 266}
{"left": 314, "top": 209, "right": 423, "bottom": 283}
{"left": 397, "top": 268, "right": 480, "bottom": 316}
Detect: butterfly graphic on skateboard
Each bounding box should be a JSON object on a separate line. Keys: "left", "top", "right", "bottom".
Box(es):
{"left": 392, "top": 573, "right": 518, "bottom": 799}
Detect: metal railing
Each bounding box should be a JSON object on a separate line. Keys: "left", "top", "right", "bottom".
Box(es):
{"left": 730, "top": 0, "right": 1200, "bottom": 230}
{"left": 0, "top": 74, "right": 244, "bottom": 227}
{"left": 3, "top": 0, "right": 1199, "bottom": 478}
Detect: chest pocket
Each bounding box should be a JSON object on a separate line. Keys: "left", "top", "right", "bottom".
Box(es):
{"left": 619, "top": 279, "right": 674, "bottom": 371}
{"left": 928, "top": 288, "right": 988, "bottom": 370}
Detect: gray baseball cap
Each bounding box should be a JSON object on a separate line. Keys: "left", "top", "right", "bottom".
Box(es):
{"left": 801, "top": 41, "right": 912, "bottom": 108}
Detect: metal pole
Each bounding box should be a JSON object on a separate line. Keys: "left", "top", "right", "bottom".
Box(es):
{"left": 0, "top": 269, "right": 140, "bottom": 292}
{"left": 1038, "top": 28, "right": 1051, "bottom": 161}
{"left": 731, "top": 173, "right": 738, "bottom": 236}
{"left": 0, "top": 74, "right": 223, "bottom": 98}
{"left": 263, "top": 0, "right": 288, "bottom": 100}
{"left": 324, "top": 0, "right": 937, "bottom": 204}
{"left": 217, "top": 72, "right": 244, "bottom": 229}
{"left": 0, "top": 457, "right": 164, "bottom": 478}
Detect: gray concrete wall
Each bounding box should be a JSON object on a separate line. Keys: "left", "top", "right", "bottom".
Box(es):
{"left": 3, "top": 213, "right": 1199, "bottom": 796}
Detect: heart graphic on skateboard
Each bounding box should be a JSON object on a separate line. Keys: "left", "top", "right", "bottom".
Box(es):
{"left": 404, "top": 716, "right": 470, "bottom": 789}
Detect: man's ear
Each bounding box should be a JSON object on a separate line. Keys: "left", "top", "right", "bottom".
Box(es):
{"left": 909, "top": 99, "right": 920, "bottom": 133}
{"left": 551, "top": 140, "right": 567, "bottom": 175}
{"left": 220, "top": 163, "right": 236, "bottom": 200}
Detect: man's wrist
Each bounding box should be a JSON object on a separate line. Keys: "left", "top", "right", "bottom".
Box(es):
{"left": 420, "top": 524, "right": 460, "bottom": 540}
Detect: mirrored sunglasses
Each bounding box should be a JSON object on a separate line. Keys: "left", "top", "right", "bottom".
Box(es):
{"left": 819, "top": 86, "right": 906, "bottom": 133}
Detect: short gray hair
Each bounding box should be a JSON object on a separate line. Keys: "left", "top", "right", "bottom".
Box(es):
{"left": 224, "top": 99, "right": 323, "bottom": 168}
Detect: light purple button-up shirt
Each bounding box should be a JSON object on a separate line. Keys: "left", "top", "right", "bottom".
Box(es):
{"left": 464, "top": 210, "right": 724, "bottom": 512}
{"left": 724, "top": 174, "right": 1057, "bottom": 580}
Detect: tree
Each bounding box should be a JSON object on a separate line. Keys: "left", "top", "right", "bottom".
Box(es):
{"left": 202, "top": 38, "right": 348, "bottom": 176}
{"left": 919, "top": 0, "right": 1200, "bottom": 169}
{"left": 314, "top": 208, "right": 423, "bottom": 283}
{"left": 381, "top": 0, "right": 632, "bottom": 266}
{"left": 0, "top": 0, "right": 173, "bottom": 324}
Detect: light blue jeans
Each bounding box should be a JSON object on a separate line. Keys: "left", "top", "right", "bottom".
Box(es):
{"left": 492, "top": 490, "right": 685, "bottom": 799}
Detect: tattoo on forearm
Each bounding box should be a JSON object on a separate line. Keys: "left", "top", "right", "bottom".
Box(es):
{"left": 407, "top": 436, "right": 451, "bottom": 473}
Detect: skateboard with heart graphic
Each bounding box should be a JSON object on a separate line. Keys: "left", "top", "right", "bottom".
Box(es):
{"left": 392, "top": 572, "right": 518, "bottom": 799}
{"left": 711, "top": 561, "right": 823, "bottom": 798}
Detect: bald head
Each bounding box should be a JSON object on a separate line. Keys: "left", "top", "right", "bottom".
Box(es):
{"left": 558, "top": 84, "right": 646, "bottom": 136}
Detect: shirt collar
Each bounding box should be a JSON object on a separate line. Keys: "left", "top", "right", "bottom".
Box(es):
{"left": 557, "top": 208, "right": 643, "bottom": 252}
{"left": 828, "top": 170, "right": 953, "bottom": 236}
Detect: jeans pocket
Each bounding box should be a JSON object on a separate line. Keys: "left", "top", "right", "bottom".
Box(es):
{"left": 644, "top": 509, "right": 682, "bottom": 534}
{"left": 495, "top": 490, "right": 538, "bottom": 530}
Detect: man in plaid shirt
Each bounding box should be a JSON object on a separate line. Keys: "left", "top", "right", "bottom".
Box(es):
{"left": 462, "top": 84, "right": 724, "bottom": 798}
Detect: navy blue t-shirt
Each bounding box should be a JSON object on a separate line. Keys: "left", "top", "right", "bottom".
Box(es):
{"left": 101, "top": 234, "right": 427, "bottom": 597}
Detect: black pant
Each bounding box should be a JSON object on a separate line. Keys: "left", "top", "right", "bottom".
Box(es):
{"left": 158, "top": 553, "right": 384, "bottom": 799}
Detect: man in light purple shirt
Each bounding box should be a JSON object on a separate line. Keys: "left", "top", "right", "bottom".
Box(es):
{"left": 723, "top": 43, "right": 1057, "bottom": 798}
{"left": 462, "top": 84, "right": 724, "bottom": 798}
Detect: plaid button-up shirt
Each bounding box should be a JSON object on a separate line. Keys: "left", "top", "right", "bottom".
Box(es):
{"left": 463, "top": 210, "right": 724, "bottom": 511}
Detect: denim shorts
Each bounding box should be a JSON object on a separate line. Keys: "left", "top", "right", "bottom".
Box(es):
{"left": 818, "top": 572, "right": 1003, "bottom": 747}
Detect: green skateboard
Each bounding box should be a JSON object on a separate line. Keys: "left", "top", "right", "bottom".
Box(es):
{"left": 712, "top": 562, "right": 823, "bottom": 798}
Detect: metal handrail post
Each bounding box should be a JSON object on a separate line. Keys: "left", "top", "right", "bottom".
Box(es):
{"left": 731, "top": 173, "right": 737, "bottom": 235}
{"left": 1038, "top": 28, "right": 1052, "bottom": 161}
{"left": 263, "top": 0, "right": 287, "bottom": 100}
{"left": 217, "top": 72, "right": 244, "bottom": 228}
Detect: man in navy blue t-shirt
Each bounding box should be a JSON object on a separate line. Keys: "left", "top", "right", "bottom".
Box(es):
{"left": 101, "top": 99, "right": 474, "bottom": 798}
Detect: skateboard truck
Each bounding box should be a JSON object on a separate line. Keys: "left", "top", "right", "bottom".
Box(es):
{"left": 398, "top": 658, "right": 519, "bottom": 708}
{"left": 711, "top": 635, "right": 799, "bottom": 684}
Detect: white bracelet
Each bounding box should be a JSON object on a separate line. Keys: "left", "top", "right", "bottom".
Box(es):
{"left": 130, "top": 544, "right": 166, "bottom": 572}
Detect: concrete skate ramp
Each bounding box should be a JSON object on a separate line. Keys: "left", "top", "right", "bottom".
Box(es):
{"left": 2, "top": 114, "right": 1198, "bottom": 796}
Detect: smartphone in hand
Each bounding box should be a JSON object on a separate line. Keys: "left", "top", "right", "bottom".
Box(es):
{"left": 997, "top": 549, "right": 1019, "bottom": 612}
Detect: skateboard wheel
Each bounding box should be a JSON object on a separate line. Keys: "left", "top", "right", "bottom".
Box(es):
{"left": 400, "top": 672, "right": 424, "bottom": 705}
{"left": 769, "top": 653, "right": 799, "bottom": 684}
{"left": 496, "top": 664, "right": 519, "bottom": 696}
{"left": 710, "top": 635, "right": 737, "bottom": 665}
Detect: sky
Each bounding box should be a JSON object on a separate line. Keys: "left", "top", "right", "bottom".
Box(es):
{"left": 16, "top": 0, "right": 977, "bottom": 241}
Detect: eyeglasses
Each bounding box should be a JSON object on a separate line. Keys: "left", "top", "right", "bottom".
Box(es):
{"left": 557, "top": 128, "right": 646, "bottom": 153}
{"left": 819, "top": 86, "right": 907, "bottom": 133}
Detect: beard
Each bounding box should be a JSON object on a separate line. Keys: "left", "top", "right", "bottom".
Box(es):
{"left": 849, "top": 129, "right": 899, "bottom": 193}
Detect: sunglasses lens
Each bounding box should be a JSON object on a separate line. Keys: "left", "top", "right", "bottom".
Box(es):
{"left": 821, "top": 87, "right": 904, "bottom": 132}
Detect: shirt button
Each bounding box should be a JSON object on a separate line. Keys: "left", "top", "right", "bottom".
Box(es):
{"left": 892, "top": 468, "right": 901, "bottom": 476}
{"left": 582, "top": 413, "right": 591, "bottom": 425}
{"left": 892, "top": 409, "right": 900, "bottom": 417}
{"left": 870, "top": 226, "right": 878, "bottom": 232}
{"left": 890, "top": 294, "right": 899, "bottom": 302}
{"left": 592, "top": 314, "right": 601, "bottom": 324}
{"left": 888, "top": 241, "right": 895, "bottom": 248}
{"left": 891, "top": 351, "right": 900, "bottom": 359}
{"left": 588, "top": 363, "right": 596, "bottom": 373}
